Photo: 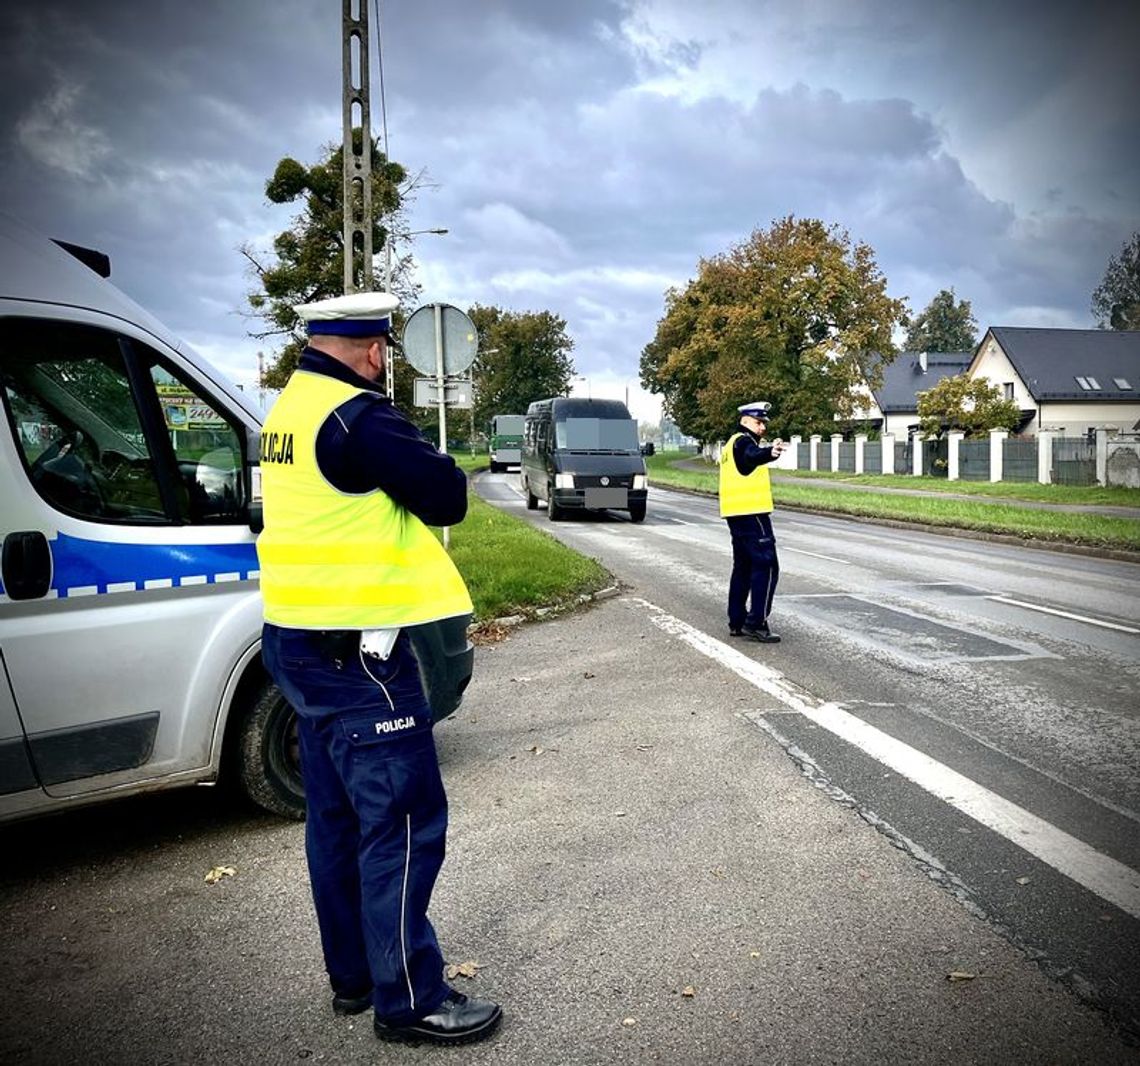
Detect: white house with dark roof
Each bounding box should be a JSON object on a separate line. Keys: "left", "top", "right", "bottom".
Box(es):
{"left": 968, "top": 327, "right": 1140, "bottom": 435}
{"left": 849, "top": 351, "right": 973, "bottom": 435}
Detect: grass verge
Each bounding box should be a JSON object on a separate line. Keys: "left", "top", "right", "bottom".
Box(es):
{"left": 447, "top": 491, "right": 612, "bottom": 621}
{"left": 645, "top": 452, "right": 1140, "bottom": 552}
{"left": 772, "top": 469, "right": 1140, "bottom": 507}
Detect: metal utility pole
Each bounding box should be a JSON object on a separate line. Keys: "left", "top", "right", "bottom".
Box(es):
{"left": 341, "top": 0, "right": 372, "bottom": 294}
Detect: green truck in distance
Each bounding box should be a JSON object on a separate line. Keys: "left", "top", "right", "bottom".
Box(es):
{"left": 489, "top": 414, "right": 526, "bottom": 472}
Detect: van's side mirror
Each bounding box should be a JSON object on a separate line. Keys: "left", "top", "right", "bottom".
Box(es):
{"left": 406, "top": 614, "right": 475, "bottom": 723}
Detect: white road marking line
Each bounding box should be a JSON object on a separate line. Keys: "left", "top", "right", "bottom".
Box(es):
{"left": 105, "top": 581, "right": 137, "bottom": 593}
{"left": 988, "top": 595, "right": 1140, "bottom": 635}
{"left": 144, "top": 578, "right": 174, "bottom": 590}
{"left": 180, "top": 575, "right": 208, "bottom": 586}
{"left": 628, "top": 596, "right": 1140, "bottom": 920}
{"left": 783, "top": 546, "right": 849, "bottom": 564}
{"left": 67, "top": 586, "right": 98, "bottom": 597}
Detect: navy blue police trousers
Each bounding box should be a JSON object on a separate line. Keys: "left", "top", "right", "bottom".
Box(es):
{"left": 262, "top": 623, "right": 450, "bottom": 1024}
{"left": 725, "top": 512, "right": 780, "bottom": 630}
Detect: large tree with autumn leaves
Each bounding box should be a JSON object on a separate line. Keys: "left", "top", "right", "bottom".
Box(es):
{"left": 640, "top": 217, "right": 907, "bottom": 442}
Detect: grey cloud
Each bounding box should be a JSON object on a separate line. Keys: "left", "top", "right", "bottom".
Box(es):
{"left": 1, "top": 0, "right": 1135, "bottom": 395}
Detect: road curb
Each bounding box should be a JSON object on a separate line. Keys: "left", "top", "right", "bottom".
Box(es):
{"left": 475, "top": 583, "right": 624, "bottom": 637}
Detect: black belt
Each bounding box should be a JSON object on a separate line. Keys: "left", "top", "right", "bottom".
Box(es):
{"left": 312, "top": 630, "right": 361, "bottom": 658}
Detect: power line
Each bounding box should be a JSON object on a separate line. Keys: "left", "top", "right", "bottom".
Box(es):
{"left": 373, "top": 0, "right": 390, "bottom": 165}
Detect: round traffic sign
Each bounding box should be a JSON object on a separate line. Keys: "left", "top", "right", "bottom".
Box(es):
{"left": 402, "top": 303, "right": 478, "bottom": 377}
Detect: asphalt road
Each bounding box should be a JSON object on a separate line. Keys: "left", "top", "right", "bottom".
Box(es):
{"left": 1, "top": 476, "right": 1137, "bottom": 1064}
{"left": 476, "top": 472, "right": 1140, "bottom": 1040}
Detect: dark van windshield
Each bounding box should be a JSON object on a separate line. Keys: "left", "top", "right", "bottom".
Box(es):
{"left": 556, "top": 417, "right": 639, "bottom": 452}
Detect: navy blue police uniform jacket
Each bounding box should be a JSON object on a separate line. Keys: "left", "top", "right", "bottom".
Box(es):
{"left": 305, "top": 347, "right": 467, "bottom": 521}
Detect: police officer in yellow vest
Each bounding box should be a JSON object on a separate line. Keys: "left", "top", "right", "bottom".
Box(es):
{"left": 257, "top": 292, "right": 502, "bottom": 1046}
{"left": 719, "top": 401, "right": 786, "bottom": 643}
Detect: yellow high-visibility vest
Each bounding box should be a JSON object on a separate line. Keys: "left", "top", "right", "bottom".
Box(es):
{"left": 256, "top": 370, "right": 472, "bottom": 629}
{"left": 719, "top": 432, "right": 774, "bottom": 517}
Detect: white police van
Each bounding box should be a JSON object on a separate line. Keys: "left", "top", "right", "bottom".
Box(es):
{"left": 0, "top": 214, "right": 304, "bottom": 821}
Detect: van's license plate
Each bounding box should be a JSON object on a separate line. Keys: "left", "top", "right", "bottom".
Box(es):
{"left": 585, "top": 487, "right": 628, "bottom": 509}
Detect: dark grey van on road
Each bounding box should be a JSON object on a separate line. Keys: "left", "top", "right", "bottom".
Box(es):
{"left": 520, "top": 397, "right": 648, "bottom": 522}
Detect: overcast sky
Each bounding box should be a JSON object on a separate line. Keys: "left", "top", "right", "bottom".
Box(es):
{"left": 2, "top": 0, "right": 1137, "bottom": 421}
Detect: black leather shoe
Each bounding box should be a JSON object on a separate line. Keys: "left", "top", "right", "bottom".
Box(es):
{"left": 746, "top": 624, "right": 781, "bottom": 644}
{"left": 332, "top": 988, "right": 372, "bottom": 1015}
{"left": 375, "top": 990, "right": 502, "bottom": 1045}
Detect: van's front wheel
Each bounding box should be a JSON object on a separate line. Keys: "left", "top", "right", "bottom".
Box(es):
{"left": 629, "top": 500, "right": 647, "bottom": 523}
{"left": 237, "top": 682, "right": 306, "bottom": 820}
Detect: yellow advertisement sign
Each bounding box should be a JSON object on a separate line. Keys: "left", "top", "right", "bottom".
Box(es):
{"left": 156, "top": 385, "right": 226, "bottom": 430}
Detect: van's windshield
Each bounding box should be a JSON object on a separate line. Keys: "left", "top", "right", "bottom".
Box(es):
{"left": 555, "top": 417, "right": 639, "bottom": 453}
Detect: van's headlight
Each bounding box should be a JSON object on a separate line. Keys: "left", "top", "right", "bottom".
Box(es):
{"left": 555, "top": 473, "right": 575, "bottom": 489}
{"left": 632, "top": 474, "right": 647, "bottom": 490}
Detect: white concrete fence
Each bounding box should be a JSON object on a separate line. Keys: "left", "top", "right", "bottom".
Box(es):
{"left": 703, "top": 429, "right": 1138, "bottom": 486}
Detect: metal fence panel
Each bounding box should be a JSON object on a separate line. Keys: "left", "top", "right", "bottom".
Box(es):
{"left": 864, "top": 440, "right": 882, "bottom": 474}
{"left": 923, "top": 438, "right": 948, "bottom": 477}
{"left": 1053, "top": 436, "right": 1096, "bottom": 486}
{"left": 895, "top": 441, "right": 911, "bottom": 474}
{"left": 1003, "top": 437, "right": 1037, "bottom": 482}
{"left": 818, "top": 444, "right": 832, "bottom": 471}
{"left": 838, "top": 442, "right": 855, "bottom": 472}
{"left": 797, "top": 442, "right": 810, "bottom": 469}
{"left": 958, "top": 439, "right": 990, "bottom": 482}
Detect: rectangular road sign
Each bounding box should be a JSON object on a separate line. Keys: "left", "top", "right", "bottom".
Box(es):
{"left": 414, "top": 377, "right": 473, "bottom": 409}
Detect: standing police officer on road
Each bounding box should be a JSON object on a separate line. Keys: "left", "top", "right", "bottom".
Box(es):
{"left": 719, "top": 401, "right": 786, "bottom": 644}
{"left": 256, "top": 292, "right": 502, "bottom": 1046}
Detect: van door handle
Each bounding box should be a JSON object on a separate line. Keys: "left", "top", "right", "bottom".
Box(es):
{"left": 2, "top": 531, "right": 52, "bottom": 600}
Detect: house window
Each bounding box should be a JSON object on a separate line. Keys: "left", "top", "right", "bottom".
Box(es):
{"left": 1114, "top": 377, "right": 1133, "bottom": 390}
{"left": 1087, "top": 377, "right": 1101, "bottom": 389}
{"left": 1003, "top": 382, "right": 1014, "bottom": 401}
{"left": 1075, "top": 376, "right": 1090, "bottom": 390}
{"left": 1074, "top": 376, "right": 1101, "bottom": 390}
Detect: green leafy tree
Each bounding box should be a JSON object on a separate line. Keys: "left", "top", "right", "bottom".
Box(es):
{"left": 466, "top": 305, "right": 576, "bottom": 429}
{"left": 1091, "top": 232, "right": 1140, "bottom": 330}
{"left": 917, "top": 375, "right": 1021, "bottom": 438}
{"left": 904, "top": 288, "right": 978, "bottom": 352}
{"left": 241, "top": 134, "right": 413, "bottom": 390}
{"left": 640, "top": 217, "right": 907, "bottom": 442}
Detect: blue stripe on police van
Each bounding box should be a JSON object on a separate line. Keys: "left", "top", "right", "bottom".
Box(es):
{"left": 0, "top": 531, "right": 260, "bottom": 600}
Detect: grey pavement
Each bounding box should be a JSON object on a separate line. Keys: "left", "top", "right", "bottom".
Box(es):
{"left": 1, "top": 597, "right": 1136, "bottom": 1064}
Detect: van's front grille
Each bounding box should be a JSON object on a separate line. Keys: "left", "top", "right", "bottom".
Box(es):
{"left": 575, "top": 475, "right": 632, "bottom": 488}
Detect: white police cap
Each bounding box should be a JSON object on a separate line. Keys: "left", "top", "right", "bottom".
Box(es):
{"left": 738, "top": 400, "right": 772, "bottom": 419}
{"left": 293, "top": 292, "right": 399, "bottom": 338}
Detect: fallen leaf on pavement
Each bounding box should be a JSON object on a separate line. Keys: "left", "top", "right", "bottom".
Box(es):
{"left": 446, "top": 960, "right": 481, "bottom": 980}
{"left": 584, "top": 672, "right": 595, "bottom": 679}
{"left": 204, "top": 866, "right": 236, "bottom": 885}
{"left": 1015, "top": 876, "right": 1032, "bottom": 885}
{"left": 528, "top": 745, "right": 544, "bottom": 755}
{"left": 681, "top": 986, "right": 696, "bottom": 998}
{"left": 947, "top": 971, "right": 977, "bottom": 982}
{"left": 749, "top": 951, "right": 762, "bottom": 958}
{"left": 621, "top": 1017, "right": 638, "bottom": 1027}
